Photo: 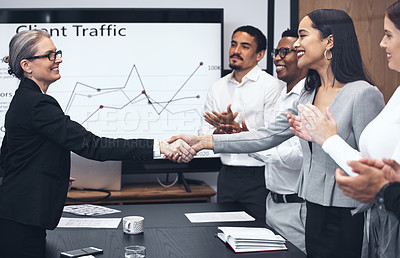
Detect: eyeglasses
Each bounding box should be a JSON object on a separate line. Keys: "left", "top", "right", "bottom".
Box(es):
{"left": 271, "top": 47, "right": 296, "bottom": 59}
{"left": 26, "top": 50, "right": 62, "bottom": 61}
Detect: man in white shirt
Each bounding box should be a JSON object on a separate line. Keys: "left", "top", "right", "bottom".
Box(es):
{"left": 250, "top": 29, "right": 308, "bottom": 253}
{"left": 199, "top": 25, "right": 282, "bottom": 220}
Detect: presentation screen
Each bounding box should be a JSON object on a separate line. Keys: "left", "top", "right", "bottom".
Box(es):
{"left": 0, "top": 9, "right": 223, "bottom": 174}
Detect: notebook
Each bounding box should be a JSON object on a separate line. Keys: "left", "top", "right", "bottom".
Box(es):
{"left": 217, "top": 227, "right": 287, "bottom": 253}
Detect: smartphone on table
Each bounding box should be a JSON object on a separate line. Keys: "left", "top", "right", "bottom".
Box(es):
{"left": 60, "top": 246, "right": 103, "bottom": 257}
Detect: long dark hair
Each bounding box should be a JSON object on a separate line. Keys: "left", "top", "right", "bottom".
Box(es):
{"left": 387, "top": 1, "right": 400, "bottom": 30}
{"left": 304, "top": 9, "right": 371, "bottom": 91}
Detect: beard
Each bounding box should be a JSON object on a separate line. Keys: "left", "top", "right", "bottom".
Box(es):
{"left": 229, "top": 63, "right": 241, "bottom": 70}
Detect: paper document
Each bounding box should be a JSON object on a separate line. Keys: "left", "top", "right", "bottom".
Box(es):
{"left": 57, "top": 217, "right": 121, "bottom": 228}
{"left": 185, "top": 211, "right": 255, "bottom": 223}
{"left": 217, "top": 227, "right": 287, "bottom": 253}
{"left": 63, "top": 204, "right": 121, "bottom": 216}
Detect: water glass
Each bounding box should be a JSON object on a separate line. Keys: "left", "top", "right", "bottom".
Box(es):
{"left": 124, "top": 245, "right": 145, "bottom": 258}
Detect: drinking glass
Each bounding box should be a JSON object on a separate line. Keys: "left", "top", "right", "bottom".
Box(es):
{"left": 124, "top": 245, "right": 145, "bottom": 258}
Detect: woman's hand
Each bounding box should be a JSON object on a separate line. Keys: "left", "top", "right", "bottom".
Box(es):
{"left": 382, "top": 158, "right": 400, "bottom": 183}
{"left": 299, "top": 103, "right": 338, "bottom": 146}
{"left": 335, "top": 159, "right": 388, "bottom": 203}
{"left": 68, "top": 177, "right": 75, "bottom": 191}
{"left": 287, "top": 112, "right": 313, "bottom": 142}
{"left": 168, "top": 135, "right": 214, "bottom": 152}
{"left": 159, "top": 139, "right": 197, "bottom": 163}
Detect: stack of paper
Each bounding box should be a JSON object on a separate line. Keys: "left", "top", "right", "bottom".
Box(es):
{"left": 217, "top": 227, "right": 287, "bottom": 253}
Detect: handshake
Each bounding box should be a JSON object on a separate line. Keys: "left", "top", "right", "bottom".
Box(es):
{"left": 158, "top": 135, "right": 214, "bottom": 163}
{"left": 159, "top": 104, "right": 244, "bottom": 163}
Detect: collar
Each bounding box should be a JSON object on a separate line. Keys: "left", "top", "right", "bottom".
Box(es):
{"left": 286, "top": 78, "right": 306, "bottom": 96}
{"left": 228, "top": 65, "right": 262, "bottom": 85}
{"left": 20, "top": 78, "right": 45, "bottom": 94}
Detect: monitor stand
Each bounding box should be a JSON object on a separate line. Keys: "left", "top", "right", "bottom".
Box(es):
{"left": 178, "top": 172, "right": 191, "bottom": 193}
{"left": 178, "top": 173, "right": 205, "bottom": 193}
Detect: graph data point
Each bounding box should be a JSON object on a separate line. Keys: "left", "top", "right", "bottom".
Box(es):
{"left": 148, "top": 100, "right": 152, "bottom": 104}
{"left": 99, "top": 105, "right": 104, "bottom": 109}
{"left": 196, "top": 95, "right": 200, "bottom": 98}
{"left": 96, "top": 88, "right": 101, "bottom": 92}
{"left": 142, "top": 90, "right": 146, "bottom": 94}
{"left": 200, "top": 62, "right": 204, "bottom": 66}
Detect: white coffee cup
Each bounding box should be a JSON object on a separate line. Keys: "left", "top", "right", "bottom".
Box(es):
{"left": 123, "top": 216, "right": 144, "bottom": 234}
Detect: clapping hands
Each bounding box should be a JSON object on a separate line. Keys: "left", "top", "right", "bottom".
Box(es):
{"left": 382, "top": 158, "right": 400, "bottom": 183}
{"left": 204, "top": 104, "right": 248, "bottom": 134}
{"left": 335, "top": 158, "right": 388, "bottom": 202}
{"left": 335, "top": 158, "right": 400, "bottom": 203}
{"left": 287, "top": 102, "right": 337, "bottom": 146}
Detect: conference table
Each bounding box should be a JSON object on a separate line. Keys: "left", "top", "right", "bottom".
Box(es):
{"left": 46, "top": 202, "right": 306, "bottom": 258}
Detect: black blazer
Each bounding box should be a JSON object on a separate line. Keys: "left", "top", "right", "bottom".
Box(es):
{"left": 0, "top": 78, "right": 153, "bottom": 229}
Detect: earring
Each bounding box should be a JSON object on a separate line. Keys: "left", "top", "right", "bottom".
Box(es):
{"left": 324, "top": 49, "right": 333, "bottom": 60}
{"left": 27, "top": 72, "right": 32, "bottom": 78}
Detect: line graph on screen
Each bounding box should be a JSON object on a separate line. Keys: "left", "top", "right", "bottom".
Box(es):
{"left": 60, "top": 61, "right": 210, "bottom": 139}
{"left": 65, "top": 62, "right": 204, "bottom": 124}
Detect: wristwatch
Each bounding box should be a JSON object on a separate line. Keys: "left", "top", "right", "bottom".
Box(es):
{"left": 375, "top": 183, "right": 390, "bottom": 210}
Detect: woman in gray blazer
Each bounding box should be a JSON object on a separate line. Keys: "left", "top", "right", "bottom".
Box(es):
{"left": 171, "top": 9, "right": 385, "bottom": 258}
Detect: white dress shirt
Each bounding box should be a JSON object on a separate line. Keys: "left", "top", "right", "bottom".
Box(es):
{"left": 322, "top": 85, "right": 400, "bottom": 173}
{"left": 199, "top": 65, "right": 283, "bottom": 166}
{"left": 249, "top": 79, "right": 305, "bottom": 194}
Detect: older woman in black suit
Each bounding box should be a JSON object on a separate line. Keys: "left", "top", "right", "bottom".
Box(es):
{"left": 0, "top": 30, "right": 195, "bottom": 258}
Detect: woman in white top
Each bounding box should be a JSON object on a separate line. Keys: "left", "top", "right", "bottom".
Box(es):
{"left": 288, "top": 1, "right": 400, "bottom": 257}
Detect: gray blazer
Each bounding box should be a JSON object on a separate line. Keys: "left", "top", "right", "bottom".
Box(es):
{"left": 214, "top": 80, "right": 385, "bottom": 207}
